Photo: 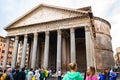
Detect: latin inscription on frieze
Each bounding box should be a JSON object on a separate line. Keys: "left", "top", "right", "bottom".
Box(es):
{"left": 7, "top": 18, "right": 90, "bottom": 36}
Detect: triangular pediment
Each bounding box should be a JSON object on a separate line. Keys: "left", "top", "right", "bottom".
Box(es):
{"left": 5, "top": 4, "right": 88, "bottom": 30}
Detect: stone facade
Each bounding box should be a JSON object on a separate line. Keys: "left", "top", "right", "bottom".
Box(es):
{"left": 3, "top": 4, "right": 114, "bottom": 71}
{"left": 0, "top": 36, "right": 14, "bottom": 67}
{"left": 94, "top": 17, "right": 114, "bottom": 69}
{"left": 115, "top": 47, "right": 120, "bottom": 65}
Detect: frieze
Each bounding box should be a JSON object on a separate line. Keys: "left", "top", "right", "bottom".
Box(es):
{"left": 7, "top": 18, "right": 90, "bottom": 36}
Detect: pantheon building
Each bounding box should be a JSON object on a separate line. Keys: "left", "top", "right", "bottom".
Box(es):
{"left": 3, "top": 4, "right": 114, "bottom": 72}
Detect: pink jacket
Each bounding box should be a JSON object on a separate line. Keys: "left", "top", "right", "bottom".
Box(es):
{"left": 86, "top": 75, "right": 98, "bottom": 80}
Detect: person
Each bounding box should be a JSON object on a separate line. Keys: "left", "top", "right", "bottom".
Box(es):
{"left": 34, "top": 69, "right": 40, "bottom": 80}
{"left": 0, "top": 69, "right": 3, "bottom": 78}
{"left": 109, "top": 70, "right": 117, "bottom": 80}
{"left": 25, "top": 68, "right": 29, "bottom": 78}
{"left": 40, "top": 70, "right": 46, "bottom": 80}
{"left": 57, "top": 69, "right": 62, "bottom": 80}
{"left": 44, "top": 69, "right": 49, "bottom": 80}
{"left": 1, "top": 69, "right": 7, "bottom": 80}
{"left": 86, "top": 66, "right": 98, "bottom": 80}
{"left": 27, "top": 68, "right": 34, "bottom": 80}
{"left": 32, "top": 75, "right": 36, "bottom": 80}
{"left": 84, "top": 72, "right": 86, "bottom": 80}
{"left": 48, "top": 69, "right": 52, "bottom": 78}
{"left": 62, "top": 62, "right": 83, "bottom": 80}
{"left": 17, "top": 67, "right": 26, "bottom": 80}
{"left": 105, "top": 68, "right": 110, "bottom": 80}
{"left": 11, "top": 69, "right": 16, "bottom": 77}
{"left": 6, "top": 68, "right": 14, "bottom": 80}
{"left": 99, "top": 70, "right": 106, "bottom": 80}
{"left": 13, "top": 69, "right": 19, "bottom": 80}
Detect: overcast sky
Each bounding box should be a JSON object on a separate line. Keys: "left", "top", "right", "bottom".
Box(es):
{"left": 0, "top": 0, "right": 120, "bottom": 53}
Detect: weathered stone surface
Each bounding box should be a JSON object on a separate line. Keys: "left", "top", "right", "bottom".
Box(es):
{"left": 4, "top": 4, "right": 114, "bottom": 71}
{"left": 94, "top": 18, "right": 114, "bottom": 69}
{"left": 95, "top": 49, "right": 114, "bottom": 69}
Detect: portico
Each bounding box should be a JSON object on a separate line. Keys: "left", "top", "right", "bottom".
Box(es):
{"left": 3, "top": 4, "right": 96, "bottom": 72}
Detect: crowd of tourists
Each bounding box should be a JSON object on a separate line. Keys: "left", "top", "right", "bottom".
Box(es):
{"left": 0, "top": 67, "right": 55, "bottom": 80}
{"left": 0, "top": 63, "right": 118, "bottom": 80}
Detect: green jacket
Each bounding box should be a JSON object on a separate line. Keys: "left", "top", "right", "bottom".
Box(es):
{"left": 62, "top": 71, "right": 83, "bottom": 80}
{"left": 40, "top": 71, "right": 46, "bottom": 78}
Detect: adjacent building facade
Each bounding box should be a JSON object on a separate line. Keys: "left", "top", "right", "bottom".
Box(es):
{"left": 114, "top": 47, "right": 120, "bottom": 65}
{"left": 0, "top": 35, "right": 14, "bottom": 67}
{"left": 16, "top": 41, "right": 30, "bottom": 68}
{"left": 3, "top": 4, "right": 114, "bottom": 71}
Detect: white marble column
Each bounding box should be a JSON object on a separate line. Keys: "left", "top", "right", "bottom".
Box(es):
{"left": 31, "top": 33, "right": 38, "bottom": 69}
{"left": 11, "top": 36, "right": 19, "bottom": 69}
{"left": 70, "top": 28, "right": 76, "bottom": 63}
{"left": 43, "top": 31, "right": 49, "bottom": 69}
{"left": 57, "top": 30, "right": 62, "bottom": 71}
{"left": 3, "top": 37, "right": 10, "bottom": 69}
{"left": 20, "top": 34, "right": 28, "bottom": 68}
{"left": 85, "top": 26, "right": 94, "bottom": 67}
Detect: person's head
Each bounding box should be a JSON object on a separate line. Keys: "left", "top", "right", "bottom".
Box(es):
{"left": 69, "top": 62, "right": 77, "bottom": 72}
{"left": 87, "top": 66, "right": 96, "bottom": 77}
{"left": 30, "top": 68, "right": 33, "bottom": 71}
{"left": 0, "top": 69, "right": 3, "bottom": 73}
{"left": 16, "top": 70, "right": 19, "bottom": 74}
{"left": 35, "top": 70, "right": 39, "bottom": 74}
{"left": 105, "top": 67, "right": 110, "bottom": 73}
{"left": 21, "top": 67, "right": 25, "bottom": 71}
{"left": 100, "top": 69, "right": 105, "bottom": 75}
{"left": 4, "top": 69, "right": 6, "bottom": 73}
{"left": 7, "top": 68, "right": 12, "bottom": 73}
{"left": 58, "top": 68, "right": 61, "bottom": 71}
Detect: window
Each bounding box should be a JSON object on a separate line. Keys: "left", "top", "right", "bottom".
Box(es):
{"left": 2, "top": 50, "right": 5, "bottom": 53}
{"left": 9, "top": 51, "right": 12, "bottom": 54}
{"left": 1, "top": 56, "right": 3, "bottom": 58}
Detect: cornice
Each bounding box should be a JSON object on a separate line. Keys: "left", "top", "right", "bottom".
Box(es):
{"left": 94, "top": 17, "right": 111, "bottom": 29}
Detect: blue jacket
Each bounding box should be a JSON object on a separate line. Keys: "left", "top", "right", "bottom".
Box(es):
{"left": 99, "top": 73, "right": 106, "bottom": 80}
{"left": 109, "top": 72, "right": 117, "bottom": 80}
